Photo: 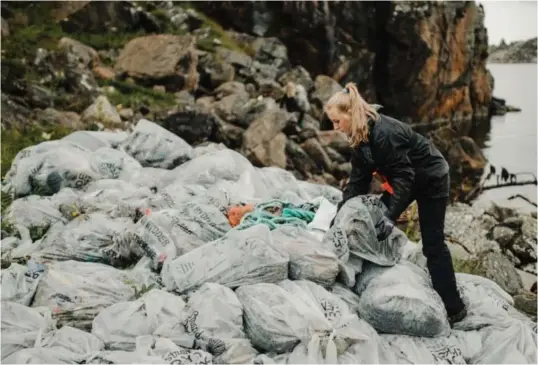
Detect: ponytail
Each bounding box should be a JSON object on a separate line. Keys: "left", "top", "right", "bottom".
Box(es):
{"left": 325, "top": 82, "right": 380, "bottom": 147}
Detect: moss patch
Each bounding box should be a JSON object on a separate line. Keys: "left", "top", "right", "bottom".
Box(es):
{"left": 452, "top": 257, "right": 484, "bottom": 275}
{"left": 99, "top": 79, "right": 177, "bottom": 109}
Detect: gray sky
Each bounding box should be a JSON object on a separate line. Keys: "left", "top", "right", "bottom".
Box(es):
{"left": 481, "top": 1, "right": 538, "bottom": 45}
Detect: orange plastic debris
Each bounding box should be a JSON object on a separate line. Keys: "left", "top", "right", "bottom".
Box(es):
{"left": 227, "top": 204, "right": 255, "bottom": 227}
{"left": 373, "top": 171, "right": 394, "bottom": 195}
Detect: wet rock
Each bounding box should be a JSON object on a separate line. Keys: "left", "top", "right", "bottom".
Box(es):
{"left": 81, "top": 95, "right": 121, "bottom": 126}
{"left": 160, "top": 106, "right": 218, "bottom": 145}
{"left": 502, "top": 216, "right": 524, "bottom": 230}
{"left": 510, "top": 237, "right": 537, "bottom": 265}
{"left": 491, "top": 226, "right": 517, "bottom": 248}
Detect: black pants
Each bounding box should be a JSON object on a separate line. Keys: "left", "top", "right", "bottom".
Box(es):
{"left": 417, "top": 196, "right": 465, "bottom": 316}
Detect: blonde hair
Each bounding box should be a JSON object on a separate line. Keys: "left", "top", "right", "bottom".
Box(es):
{"left": 324, "top": 82, "right": 380, "bottom": 147}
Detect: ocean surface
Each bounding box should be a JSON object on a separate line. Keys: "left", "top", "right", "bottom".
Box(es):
{"left": 472, "top": 63, "right": 537, "bottom": 213}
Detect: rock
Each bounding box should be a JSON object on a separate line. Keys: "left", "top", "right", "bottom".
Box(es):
{"left": 485, "top": 202, "right": 518, "bottom": 222}
{"left": 242, "top": 108, "right": 294, "bottom": 165}
{"left": 251, "top": 37, "right": 290, "bottom": 70}
{"left": 160, "top": 106, "right": 218, "bottom": 145}
{"left": 278, "top": 66, "right": 314, "bottom": 92}
{"left": 502, "top": 216, "right": 524, "bottom": 230}
{"left": 296, "top": 128, "right": 317, "bottom": 143}
{"left": 444, "top": 203, "right": 501, "bottom": 255}
{"left": 216, "top": 47, "right": 252, "bottom": 69}
{"left": 317, "top": 130, "right": 351, "bottom": 158}
{"left": 520, "top": 214, "right": 537, "bottom": 247}
{"left": 1, "top": 16, "right": 9, "bottom": 37}
{"left": 285, "top": 139, "right": 320, "bottom": 176}
{"left": 513, "top": 292, "right": 537, "bottom": 317}
{"left": 92, "top": 65, "right": 116, "bottom": 80}
{"left": 532, "top": 282, "right": 537, "bottom": 294}
{"left": 332, "top": 162, "right": 352, "bottom": 181}
{"left": 152, "top": 85, "right": 166, "bottom": 93}
{"left": 256, "top": 79, "right": 284, "bottom": 100}
{"left": 503, "top": 249, "right": 521, "bottom": 267}
{"left": 0, "top": 93, "right": 33, "bottom": 129}
{"left": 491, "top": 226, "right": 517, "bottom": 248}
{"left": 118, "top": 108, "right": 134, "bottom": 121}
{"left": 175, "top": 90, "right": 196, "bottom": 107}
{"left": 81, "top": 95, "right": 121, "bottom": 126}
{"left": 58, "top": 37, "right": 99, "bottom": 68}
{"left": 212, "top": 82, "right": 250, "bottom": 124}
{"left": 251, "top": 132, "right": 287, "bottom": 168}
{"left": 60, "top": 1, "right": 160, "bottom": 34}
{"left": 196, "top": 96, "right": 216, "bottom": 111}
{"left": 198, "top": 52, "right": 235, "bottom": 90}
{"left": 38, "top": 108, "right": 83, "bottom": 129}
{"left": 447, "top": 137, "right": 487, "bottom": 175}
{"left": 302, "top": 114, "right": 320, "bottom": 131}
{"left": 301, "top": 138, "right": 333, "bottom": 173}
{"left": 310, "top": 75, "right": 343, "bottom": 120}
{"left": 27, "top": 84, "right": 55, "bottom": 109}
{"left": 63, "top": 60, "right": 100, "bottom": 107}
{"left": 115, "top": 34, "right": 197, "bottom": 91}
{"left": 521, "top": 263, "right": 537, "bottom": 276}
{"left": 322, "top": 173, "right": 339, "bottom": 187}
{"left": 213, "top": 118, "right": 244, "bottom": 150}
{"left": 236, "top": 97, "right": 278, "bottom": 129}
{"left": 510, "top": 237, "right": 537, "bottom": 265}
{"left": 213, "top": 81, "right": 247, "bottom": 99}
{"left": 517, "top": 269, "right": 537, "bottom": 292}
{"left": 466, "top": 251, "right": 524, "bottom": 295}
{"left": 488, "top": 37, "right": 537, "bottom": 64}
{"left": 324, "top": 147, "right": 346, "bottom": 164}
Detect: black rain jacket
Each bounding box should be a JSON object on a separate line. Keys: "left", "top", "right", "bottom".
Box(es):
{"left": 337, "top": 113, "right": 450, "bottom": 222}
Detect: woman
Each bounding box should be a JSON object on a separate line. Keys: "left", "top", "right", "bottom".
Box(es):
{"left": 325, "top": 82, "right": 467, "bottom": 326}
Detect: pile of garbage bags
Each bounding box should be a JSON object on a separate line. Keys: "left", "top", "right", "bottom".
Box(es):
{"left": 1, "top": 119, "right": 536, "bottom": 364}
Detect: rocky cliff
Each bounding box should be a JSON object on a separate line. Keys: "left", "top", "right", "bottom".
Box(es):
{"left": 488, "top": 37, "right": 538, "bottom": 64}
{"left": 1, "top": 0, "right": 491, "bottom": 199}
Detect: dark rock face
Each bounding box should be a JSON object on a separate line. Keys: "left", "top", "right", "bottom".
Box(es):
{"left": 160, "top": 107, "right": 218, "bottom": 146}
{"left": 193, "top": 1, "right": 493, "bottom": 129}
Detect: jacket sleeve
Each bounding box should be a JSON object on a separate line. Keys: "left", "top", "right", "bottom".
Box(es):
{"left": 337, "top": 150, "right": 373, "bottom": 212}
{"left": 378, "top": 127, "right": 415, "bottom": 222}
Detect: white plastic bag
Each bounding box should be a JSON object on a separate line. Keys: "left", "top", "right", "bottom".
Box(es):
{"left": 161, "top": 225, "right": 289, "bottom": 293}
{"left": 120, "top": 119, "right": 194, "bottom": 169}
{"left": 355, "top": 261, "right": 451, "bottom": 337}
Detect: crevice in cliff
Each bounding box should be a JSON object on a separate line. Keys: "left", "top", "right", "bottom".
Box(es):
{"left": 372, "top": 2, "right": 392, "bottom": 110}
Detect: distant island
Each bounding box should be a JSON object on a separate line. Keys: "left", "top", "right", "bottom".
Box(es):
{"left": 488, "top": 37, "right": 537, "bottom": 64}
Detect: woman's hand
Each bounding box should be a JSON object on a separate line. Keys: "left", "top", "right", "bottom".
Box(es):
{"left": 375, "top": 216, "right": 394, "bottom": 241}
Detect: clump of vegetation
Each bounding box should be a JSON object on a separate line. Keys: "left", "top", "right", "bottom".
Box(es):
{"left": 452, "top": 257, "right": 483, "bottom": 275}
{"left": 99, "top": 79, "right": 177, "bottom": 109}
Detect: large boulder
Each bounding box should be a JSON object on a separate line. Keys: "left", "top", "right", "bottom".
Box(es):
{"left": 115, "top": 34, "right": 197, "bottom": 91}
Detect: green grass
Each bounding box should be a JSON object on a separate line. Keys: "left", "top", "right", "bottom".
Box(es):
{"left": 99, "top": 79, "right": 177, "bottom": 109}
